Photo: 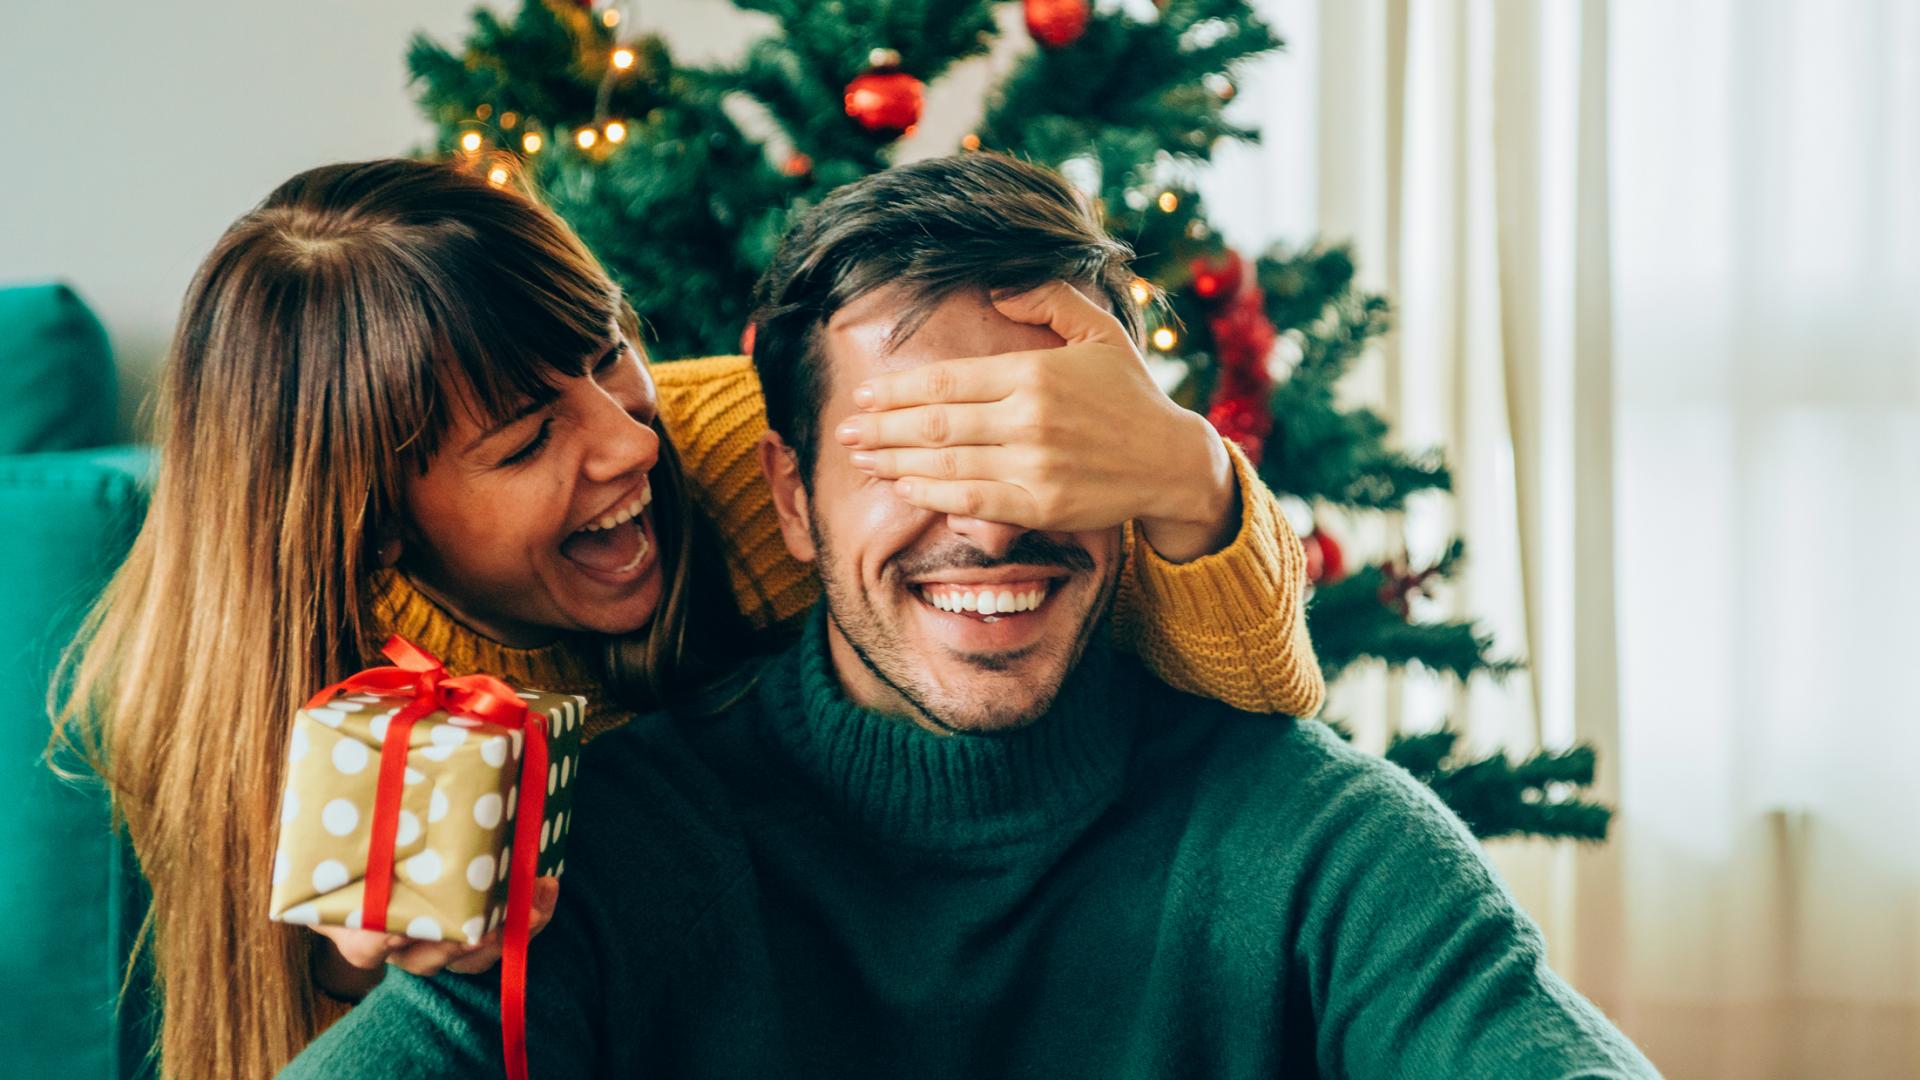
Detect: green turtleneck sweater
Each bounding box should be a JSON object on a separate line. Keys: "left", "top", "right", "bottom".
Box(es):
{"left": 281, "top": 611, "right": 1658, "bottom": 1079}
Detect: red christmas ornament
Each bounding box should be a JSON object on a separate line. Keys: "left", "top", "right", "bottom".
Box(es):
{"left": 1377, "top": 558, "right": 1440, "bottom": 618}
{"left": 739, "top": 322, "right": 757, "bottom": 355}
{"left": 1301, "top": 528, "right": 1346, "bottom": 585}
{"left": 1209, "top": 286, "right": 1278, "bottom": 380}
{"left": 1206, "top": 392, "right": 1272, "bottom": 462}
{"left": 844, "top": 71, "right": 924, "bottom": 136}
{"left": 1189, "top": 249, "right": 1246, "bottom": 302}
{"left": 1025, "top": 0, "right": 1091, "bottom": 48}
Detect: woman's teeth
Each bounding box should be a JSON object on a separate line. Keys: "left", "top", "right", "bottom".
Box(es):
{"left": 918, "top": 583, "right": 1050, "bottom": 616}
{"left": 577, "top": 484, "right": 652, "bottom": 533}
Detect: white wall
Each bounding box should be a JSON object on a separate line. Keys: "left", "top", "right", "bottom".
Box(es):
{"left": 0, "top": 0, "right": 774, "bottom": 437}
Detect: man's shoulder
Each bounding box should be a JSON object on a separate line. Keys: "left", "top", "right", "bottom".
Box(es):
{"left": 1128, "top": 670, "right": 1467, "bottom": 841}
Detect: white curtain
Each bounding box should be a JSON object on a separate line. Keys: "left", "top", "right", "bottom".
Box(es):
{"left": 1206, "top": 1, "right": 1920, "bottom": 1077}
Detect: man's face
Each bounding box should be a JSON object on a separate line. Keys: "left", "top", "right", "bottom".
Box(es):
{"left": 764, "top": 285, "right": 1123, "bottom": 734}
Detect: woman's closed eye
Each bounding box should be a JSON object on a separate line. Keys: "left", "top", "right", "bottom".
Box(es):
{"left": 497, "top": 417, "right": 553, "bottom": 467}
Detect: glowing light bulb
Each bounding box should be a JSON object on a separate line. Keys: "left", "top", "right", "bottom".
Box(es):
{"left": 460, "top": 132, "right": 483, "bottom": 153}
{"left": 1157, "top": 191, "right": 1179, "bottom": 213}
{"left": 1151, "top": 327, "right": 1178, "bottom": 351}
{"left": 612, "top": 48, "right": 635, "bottom": 70}
{"left": 576, "top": 128, "right": 598, "bottom": 149}
{"left": 602, "top": 9, "right": 620, "bottom": 27}
{"left": 604, "top": 120, "right": 626, "bottom": 143}
{"left": 960, "top": 133, "right": 981, "bottom": 151}
{"left": 487, "top": 166, "right": 510, "bottom": 186}
{"left": 1128, "top": 278, "right": 1151, "bottom": 305}
{"left": 522, "top": 132, "right": 544, "bottom": 153}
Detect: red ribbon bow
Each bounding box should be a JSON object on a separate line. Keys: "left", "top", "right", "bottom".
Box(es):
{"left": 305, "top": 635, "right": 547, "bottom": 1080}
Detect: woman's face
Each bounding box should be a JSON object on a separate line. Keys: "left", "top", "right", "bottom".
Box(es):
{"left": 401, "top": 333, "right": 665, "bottom": 646}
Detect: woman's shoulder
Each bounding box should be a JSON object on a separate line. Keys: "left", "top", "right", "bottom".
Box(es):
{"left": 651, "top": 354, "right": 759, "bottom": 398}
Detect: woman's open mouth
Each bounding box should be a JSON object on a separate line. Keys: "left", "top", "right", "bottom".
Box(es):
{"left": 559, "top": 483, "right": 655, "bottom": 583}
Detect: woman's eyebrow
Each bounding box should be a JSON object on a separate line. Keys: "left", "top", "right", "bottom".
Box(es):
{"left": 464, "top": 395, "right": 551, "bottom": 454}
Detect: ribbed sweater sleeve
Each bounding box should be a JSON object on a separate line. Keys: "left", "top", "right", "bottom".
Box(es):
{"left": 1282, "top": 725, "right": 1661, "bottom": 1079}
{"left": 650, "top": 354, "right": 1326, "bottom": 717}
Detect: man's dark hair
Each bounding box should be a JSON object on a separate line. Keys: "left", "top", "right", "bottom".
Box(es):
{"left": 748, "top": 152, "right": 1144, "bottom": 479}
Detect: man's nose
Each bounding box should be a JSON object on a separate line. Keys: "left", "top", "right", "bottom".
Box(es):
{"left": 942, "top": 516, "right": 1028, "bottom": 560}
{"left": 580, "top": 393, "right": 659, "bottom": 484}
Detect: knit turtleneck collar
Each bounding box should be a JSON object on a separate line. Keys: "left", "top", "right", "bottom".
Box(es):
{"left": 756, "top": 607, "right": 1140, "bottom": 853}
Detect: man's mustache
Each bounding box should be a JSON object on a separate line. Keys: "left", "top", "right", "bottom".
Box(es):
{"left": 891, "top": 533, "right": 1096, "bottom": 578}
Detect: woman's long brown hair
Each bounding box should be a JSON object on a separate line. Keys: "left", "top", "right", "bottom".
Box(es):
{"left": 50, "top": 158, "right": 742, "bottom": 1078}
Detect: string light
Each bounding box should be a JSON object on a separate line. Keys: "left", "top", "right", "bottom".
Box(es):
{"left": 960, "top": 133, "right": 981, "bottom": 151}
{"left": 576, "top": 128, "right": 598, "bottom": 149}
{"left": 460, "top": 131, "right": 484, "bottom": 153}
{"left": 1128, "top": 278, "right": 1152, "bottom": 305}
{"left": 601, "top": 8, "right": 620, "bottom": 27}
{"left": 612, "top": 48, "right": 635, "bottom": 70}
{"left": 1157, "top": 191, "right": 1179, "bottom": 213}
{"left": 1151, "top": 327, "right": 1178, "bottom": 351}
{"left": 604, "top": 120, "right": 627, "bottom": 143}
{"left": 522, "top": 132, "right": 544, "bottom": 154}
{"left": 487, "top": 165, "right": 510, "bottom": 186}
{"left": 500, "top": 111, "right": 519, "bottom": 130}
{"left": 475, "top": 103, "right": 493, "bottom": 121}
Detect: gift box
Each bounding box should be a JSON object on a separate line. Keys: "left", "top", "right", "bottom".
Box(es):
{"left": 268, "top": 638, "right": 585, "bottom": 945}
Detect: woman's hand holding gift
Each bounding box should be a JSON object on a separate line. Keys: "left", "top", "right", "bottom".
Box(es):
{"left": 309, "top": 877, "right": 560, "bottom": 1000}
{"left": 834, "top": 281, "right": 1240, "bottom": 562}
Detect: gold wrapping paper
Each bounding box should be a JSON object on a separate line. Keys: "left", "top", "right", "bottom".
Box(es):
{"left": 268, "top": 684, "right": 585, "bottom": 945}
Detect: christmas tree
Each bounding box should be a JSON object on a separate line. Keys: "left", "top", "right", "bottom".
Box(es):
{"left": 406, "top": 0, "right": 1609, "bottom": 842}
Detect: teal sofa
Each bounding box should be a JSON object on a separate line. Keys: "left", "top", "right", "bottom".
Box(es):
{"left": 0, "top": 283, "right": 156, "bottom": 1078}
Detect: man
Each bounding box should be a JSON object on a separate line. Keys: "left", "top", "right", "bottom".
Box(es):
{"left": 283, "top": 154, "right": 1659, "bottom": 1078}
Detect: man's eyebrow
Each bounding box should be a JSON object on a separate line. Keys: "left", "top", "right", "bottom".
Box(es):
{"left": 464, "top": 394, "right": 553, "bottom": 455}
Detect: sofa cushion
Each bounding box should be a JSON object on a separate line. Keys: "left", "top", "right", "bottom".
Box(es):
{"left": 0, "top": 446, "right": 155, "bottom": 1079}
{"left": 0, "top": 283, "right": 118, "bottom": 455}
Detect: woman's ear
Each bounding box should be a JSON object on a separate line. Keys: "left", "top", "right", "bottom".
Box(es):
{"left": 757, "top": 431, "right": 816, "bottom": 564}
{"left": 374, "top": 533, "right": 404, "bottom": 569}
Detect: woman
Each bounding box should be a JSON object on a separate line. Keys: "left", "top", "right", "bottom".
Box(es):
{"left": 55, "top": 157, "right": 1322, "bottom": 1078}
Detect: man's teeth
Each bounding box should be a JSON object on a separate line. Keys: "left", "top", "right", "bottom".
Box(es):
{"left": 920, "top": 585, "right": 1049, "bottom": 615}
{"left": 576, "top": 484, "right": 653, "bottom": 533}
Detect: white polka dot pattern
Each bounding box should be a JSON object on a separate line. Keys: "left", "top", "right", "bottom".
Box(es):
{"left": 330, "top": 738, "right": 369, "bottom": 775}
{"left": 312, "top": 859, "right": 349, "bottom": 893}
{"left": 321, "top": 799, "right": 358, "bottom": 836}
{"left": 406, "top": 916, "right": 443, "bottom": 942}
{"left": 473, "top": 793, "right": 503, "bottom": 829}
{"left": 466, "top": 854, "right": 495, "bottom": 891}
{"left": 462, "top": 916, "right": 486, "bottom": 944}
{"left": 404, "top": 849, "right": 443, "bottom": 885}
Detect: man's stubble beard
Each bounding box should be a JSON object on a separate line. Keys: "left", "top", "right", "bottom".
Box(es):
{"left": 809, "top": 516, "right": 1118, "bottom": 735}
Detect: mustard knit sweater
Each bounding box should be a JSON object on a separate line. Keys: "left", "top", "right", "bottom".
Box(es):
{"left": 372, "top": 356, "right": 1323, "bottom": 736}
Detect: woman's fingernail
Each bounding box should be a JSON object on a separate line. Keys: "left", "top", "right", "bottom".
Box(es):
{"left": 895, "top": 479, "right": 915, "bottom": 498}
{"left": 836, "top": 421, "right": 861, "bottom": 444}
{"left": 853, "top": 385, "right": 875, "bottom": 408}
{"left": 850, "top": 452, "right": 876, "bottom": 470}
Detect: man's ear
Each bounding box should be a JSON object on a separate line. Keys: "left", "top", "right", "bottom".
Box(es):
{"left": 757, "top": 430, "right": 817, "bottom": 564}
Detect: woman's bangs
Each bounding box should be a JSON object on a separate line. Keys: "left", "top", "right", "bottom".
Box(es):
{"left": 425, "top": 223, "right": 621, "bottom": 441}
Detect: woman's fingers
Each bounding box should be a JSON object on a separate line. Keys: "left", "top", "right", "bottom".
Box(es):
{"left": 893, "top": 478, "right": 1042, "bottom": 525}
{"left": 990, "top": 281, "right": 1134, "bottom": 348}
{"left": 853, "top": 355, "right": 1022, "bottom": 412}
{"left": 835, "top": 402, "right": 1013, "bottom": 450}
{"left": 850, "top": 445, "right": 1026, "bottom": 483}
{"left": 311, "top": 924, "right": 404, "bottom": 970}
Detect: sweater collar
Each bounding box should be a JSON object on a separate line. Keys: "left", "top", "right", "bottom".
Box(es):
{"left": 367, "top": 570, "right": 634, "bottom": 739}
{"left": 756, "top": 607, "right": 1139, "bottom": 852}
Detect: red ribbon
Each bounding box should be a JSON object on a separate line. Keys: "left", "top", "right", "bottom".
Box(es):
{"left": 305, "top": 635, "right": 547, "bottom": 1080}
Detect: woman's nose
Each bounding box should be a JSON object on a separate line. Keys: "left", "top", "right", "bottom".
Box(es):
{"left": 580, "top": 392, "right": 659, "bottom": 484}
